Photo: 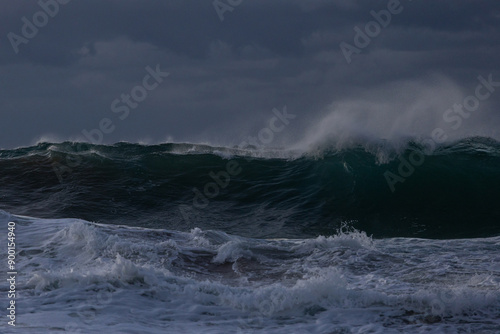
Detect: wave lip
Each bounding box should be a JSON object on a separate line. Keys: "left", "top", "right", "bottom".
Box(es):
{"left": 12, "top": 135, "right": 500, "bottom": 160}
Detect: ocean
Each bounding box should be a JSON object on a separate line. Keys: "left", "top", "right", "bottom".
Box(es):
{"left": 1, "top": 138, "right": 500, "bottom": 333}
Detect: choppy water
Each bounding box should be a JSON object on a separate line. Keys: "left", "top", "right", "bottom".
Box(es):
{"left": 1, "top": 138, "right": 500, "bottom": 333}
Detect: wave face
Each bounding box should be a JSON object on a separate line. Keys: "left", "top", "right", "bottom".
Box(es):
{"left": 1, "top": 137, "right": 500, "bottom": 239}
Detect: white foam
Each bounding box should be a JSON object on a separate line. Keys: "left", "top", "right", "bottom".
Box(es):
{"left": 1, "top": 213, "right": 499, "bottom": 333}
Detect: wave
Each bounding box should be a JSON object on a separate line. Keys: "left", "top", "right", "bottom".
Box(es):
{"left": 1, "top": 137, "right": 500, "bottom": 239}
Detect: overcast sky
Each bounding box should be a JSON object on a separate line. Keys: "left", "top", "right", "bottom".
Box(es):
{"left": 1, "top": 0, "right": 500, "bottom": 149}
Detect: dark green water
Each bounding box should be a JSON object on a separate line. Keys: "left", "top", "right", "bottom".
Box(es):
{"left": 1, "top": 137, "right": 500, "bottom": 239}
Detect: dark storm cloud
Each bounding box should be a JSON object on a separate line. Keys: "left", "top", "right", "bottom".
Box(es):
{"left": 1, "top": 0, "right": 500, "bottom": 148}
